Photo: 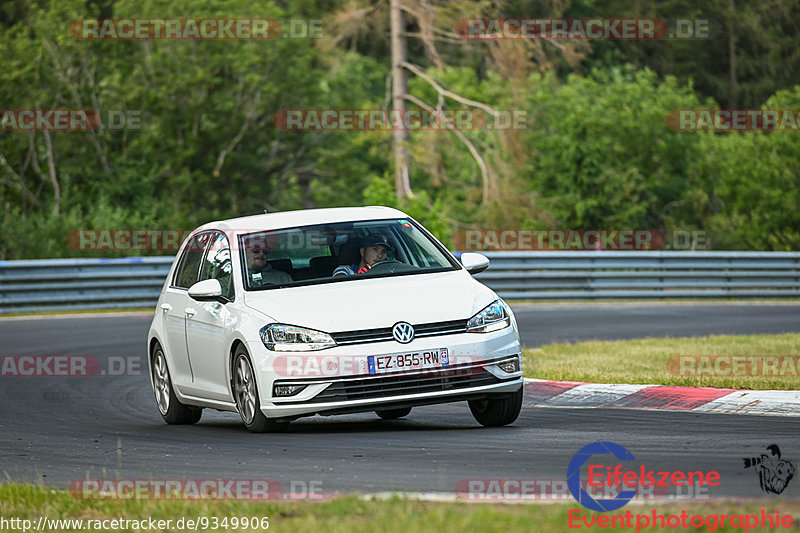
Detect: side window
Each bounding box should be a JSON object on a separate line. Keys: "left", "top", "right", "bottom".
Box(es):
{"left": 173, "top": 233, "right": 211, "bottom": 289}
{"left": 200, "top": 232, "right": 234, "bottom": 299}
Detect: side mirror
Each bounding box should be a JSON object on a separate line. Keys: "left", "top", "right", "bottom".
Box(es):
{"left": 460, "top": 252, "right": 490, "bottom": 274}
{"left": 188, "top": 279, "right": 227, "bottom": 303}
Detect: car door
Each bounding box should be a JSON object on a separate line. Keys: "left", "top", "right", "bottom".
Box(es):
{"left": 184, "top": 231, "right": 235, "bottom": 401}
{"left": 159, "top": 232, "right": 211, "bottom": 389}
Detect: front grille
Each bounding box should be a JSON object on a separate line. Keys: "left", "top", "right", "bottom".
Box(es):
{"left": 293, "top": 366, "right": 502, "bottom": 404}
{"left": 331, "top": 319, "right": 468, "bottom": 346}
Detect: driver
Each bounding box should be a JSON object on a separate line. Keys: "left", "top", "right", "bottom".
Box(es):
{"left": 333, "top": 234, "right": 394, "bottom": 276}
{"left": 244, "top": 240, "right": 292, "bottom": 286}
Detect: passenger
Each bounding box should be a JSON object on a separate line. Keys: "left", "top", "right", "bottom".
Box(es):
{"left": 245, "top": 242, "right": 292, "bottom": 286}
{"left": 333, "top": 234, "right": 394, "bottom": 276}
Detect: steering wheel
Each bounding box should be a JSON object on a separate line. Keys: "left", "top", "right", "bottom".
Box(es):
{"left": 372, "top": 259, "right": 401, "bottom": 267}
{"left": 365, "top": 259, "right": 416, "bottom": 274}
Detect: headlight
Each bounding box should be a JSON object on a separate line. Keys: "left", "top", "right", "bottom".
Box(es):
{"left": 467, "top": 300, "right": 511, "bottom": 333}
{"left": 260, "top": 324, "right": 336, "bottom": 351}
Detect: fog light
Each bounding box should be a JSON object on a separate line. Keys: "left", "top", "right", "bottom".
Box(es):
{"left": 273, "top": 384, "right": 307, "bottom": 397}
{"left": 498, "top": 359, "right": 520, "bottom": 373}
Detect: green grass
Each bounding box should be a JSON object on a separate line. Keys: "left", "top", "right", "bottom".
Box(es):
{"left": 522, "top": 333, "right": 800, "bottom": 390}
{"left": 1, "top": 484, "right": 798, "bottom": 532}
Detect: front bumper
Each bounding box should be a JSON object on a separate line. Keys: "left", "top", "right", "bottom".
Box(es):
{"left": 254, "top": 328, "right": 522, "bottom": 419}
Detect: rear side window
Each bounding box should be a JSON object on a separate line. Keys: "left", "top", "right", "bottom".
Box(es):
{"left": 200, "top": 232, "right": 234, "bottom": 299}
{"left": 173, "top": 233, "right": 211, "bottom": 289}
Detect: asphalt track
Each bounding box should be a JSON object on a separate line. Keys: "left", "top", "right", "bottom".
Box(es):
{"left": 0, "top": 303, "right": 798, "bottom": 500}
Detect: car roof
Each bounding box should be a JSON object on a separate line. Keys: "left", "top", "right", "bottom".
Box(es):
{"left": 196, "top": 206, "right": 409, "bottom": 234}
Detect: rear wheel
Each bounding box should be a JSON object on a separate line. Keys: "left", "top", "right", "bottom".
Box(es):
{"left": 232, "top": 346, "right": 289, "bottom": 433}
{"left": 375, "top": 407, "right": 412, "bottom": 420}
{"left": 151, "top": 342, "right": 202, "bottom": 425}
{"left": 468, "top": 387, "right": 522, "bottom": 427}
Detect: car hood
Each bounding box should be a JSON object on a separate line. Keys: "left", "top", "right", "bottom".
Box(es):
{"left": 242, "top": 270, "right": 496, "bottom": 331}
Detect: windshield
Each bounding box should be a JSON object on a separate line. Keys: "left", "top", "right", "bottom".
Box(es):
{"left": 238, "top": 218, "right": 459, "bottom": 290}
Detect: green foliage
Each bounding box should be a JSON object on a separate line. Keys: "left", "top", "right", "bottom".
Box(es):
{"left": 363, "top": 174, "right": 452, "bottom": 246}
{"left": 1, "top": 0, "right": 798, "bottom": 258}
{"left": 687, "top": 87, "right": 800, "bottom": 250}
{"left": 0, "top": 0, "right": 380, "bottom": 258}
{"left": 569, "top": 0, "right": 800, "bottom": 109}
{"left": 524, "top": 66, "right": 708, "bottom": 229}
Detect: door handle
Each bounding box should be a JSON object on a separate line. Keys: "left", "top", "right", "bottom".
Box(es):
{"left": 185, "top": 307, "right": 196, "bottom": 317}
{"left": 160, "top": 303, "right": 172, "bottom": 312}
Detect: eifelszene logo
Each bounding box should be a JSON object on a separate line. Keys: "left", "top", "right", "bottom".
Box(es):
{"left": 567, "top": 441, "right": 721, "bottom": 512}
{"left": 743, "top": 445, "right": 795, "bottom": 495}
{"left": 568, "top": 441, "right": 637, "bottom": 512}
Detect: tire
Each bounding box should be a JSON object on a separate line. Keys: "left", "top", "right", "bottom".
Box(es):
{"left": 375, "top": 407, "right": 412, "bottom": 420}
{"left": 232, "top": 346, "right": 289, "bottom": 433}
{"left": 151, "top": 342, "right": 202, "bottom": 425}
{"left": 468, "top": 387, "right": 523, "bottom": 427}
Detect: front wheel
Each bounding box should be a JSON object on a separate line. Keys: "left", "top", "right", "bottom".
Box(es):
{"left": 232, "top": 347, "right": 289, "bottom": 433}
{"left": 151, "top": 342, "right": 202, "bottom": 425}
{"left": 468, "top": 388, "right": 522, "bottom": 427}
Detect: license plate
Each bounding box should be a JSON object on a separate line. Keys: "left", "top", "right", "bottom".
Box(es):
{"left": 367, "top": 348, "right": 449, "bottom": 375}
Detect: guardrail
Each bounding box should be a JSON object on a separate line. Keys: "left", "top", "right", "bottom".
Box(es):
{"left": 0, "top": 252, "right": 798, "bottom": 314}
{"left": 0, "top": 257, "right": 173, "bottom": 314}
{"left": 474, "top": 251, "right": 800, "bottom": 300}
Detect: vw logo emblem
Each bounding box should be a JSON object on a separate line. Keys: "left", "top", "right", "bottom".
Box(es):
{"left": 392, "top": 322, "right": 415, "bottom": 344}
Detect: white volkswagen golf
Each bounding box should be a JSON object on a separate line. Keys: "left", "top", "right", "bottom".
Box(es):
{"left": 147, "top": 206, "right": 523, "bottom": 432}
